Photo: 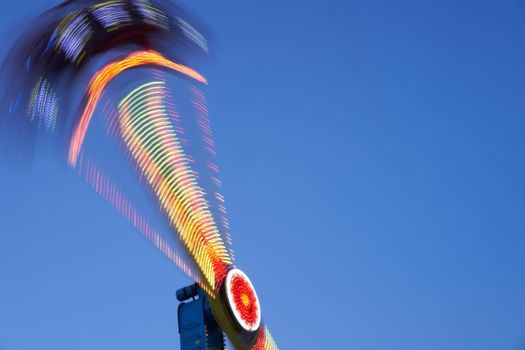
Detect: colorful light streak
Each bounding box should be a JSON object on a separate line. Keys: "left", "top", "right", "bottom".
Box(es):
{"left": 250, "top": 327, "right": 279, "bottom": 350}
{"left": 55, "top": 10, "right": 93, "bottom": 64}
{"left": 189, "top": 84, "right": 235, "bottom": 260}
{"left": 92, "top": 1, "right": 132, "bottom": 31}
{"left": 0, "top": 1, "right": 280, "bottom": 345}
{"left": 77, "top": 157, "right": 216, "bottom": 293}
{"left": 134, "top": 0, "right": 170, "bottom": 30}
{"left": 28, "top": 77, "right": 59, "bottom": 131}
{"left": 176, "top": 17, "right": 208, "bottom": 53}
{"left": 101, "top": 76, "right": 234, "bottom": 293}
{"left": 68, "top": 50, "right": 207, "bottom": 167}
{"left": 117, "top": 81, "right": 231, "bottom": 291}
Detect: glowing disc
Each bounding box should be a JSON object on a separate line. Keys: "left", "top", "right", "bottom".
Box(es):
{"left": 225, "top": 268, "right": 261, "bottom": 332}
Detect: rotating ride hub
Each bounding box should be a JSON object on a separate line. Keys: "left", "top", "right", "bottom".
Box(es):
{"left": 177, "top": 268, "right": 262, "bottom": 350}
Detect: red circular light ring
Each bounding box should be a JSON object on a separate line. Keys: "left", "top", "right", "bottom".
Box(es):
{"left": 225, "top": 269, "right": 261, "bottom": 332}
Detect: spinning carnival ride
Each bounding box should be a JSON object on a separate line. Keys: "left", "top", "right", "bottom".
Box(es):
{"left": 0, "top": 1, "right": 279, "bottom": 349}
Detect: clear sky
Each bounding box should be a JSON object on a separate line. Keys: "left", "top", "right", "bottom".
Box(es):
{"left": 1, "top": 0, "right": 525, "bottom": 349}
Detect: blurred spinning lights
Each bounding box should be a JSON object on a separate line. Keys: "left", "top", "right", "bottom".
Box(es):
{"left": 68, "top": 50, "right": 207, "bottom": 166}
{"left": 117, "top": 80, "right": 231, "bottom": 291}
{"left": 0, "top": 1, "right": 279, "bottom": 348}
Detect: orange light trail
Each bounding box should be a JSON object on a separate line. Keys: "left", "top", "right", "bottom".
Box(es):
{"left": 68, "top": 50, "right": 207, "bottom": 167}
{"left": 189, "top": 85, "right": 235, "bottom": 260}
{"left": 118, "top": 81, "right": 231, "bottom": 292}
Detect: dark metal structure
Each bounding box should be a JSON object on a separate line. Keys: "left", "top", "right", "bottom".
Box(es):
{"left": 177, "top": 284, "right": 225, "bottom": 350}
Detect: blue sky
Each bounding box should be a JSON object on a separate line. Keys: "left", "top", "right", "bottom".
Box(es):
{"left": 1, "top": 0, "right": 525, "bottom": 349}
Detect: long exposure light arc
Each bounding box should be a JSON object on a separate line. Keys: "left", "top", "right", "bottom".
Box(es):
{"left": 68, "top": 50, "right": 207, "bottom": 167}
{"left": 0, "top": 0, "right": 281, "bottom": 347}
{"left": 77, "top": 157, "right": 215, "bottom": 295}
{"left": 117, "top": 81, "right": 231, "bottom": 292}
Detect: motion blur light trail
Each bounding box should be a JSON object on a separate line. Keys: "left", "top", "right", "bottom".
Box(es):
{"left": 0, "top": 0, "right": 218, "bottom": 289}
{"left": 117, "top": 81, "right": 231, "bottom": 291}
{"left": 189, "top": 84, "right": 235, "bottom": 261}
{"left": 0, "top": 0, "right": 209, "bottom": 143}
{"left": 0, "top": 1, "right": 279, "bottom": 349}
{"left": 79, "top": 158, "right": 210, "bottom": 293}
{"left": 68, "top": 49, "right": 207, "bottom": 166}
{"left": 252, "top": 327, "right": 279, "bottom": 350}
{"left": 28, "top": 77, "right": 59, "bottom": 131}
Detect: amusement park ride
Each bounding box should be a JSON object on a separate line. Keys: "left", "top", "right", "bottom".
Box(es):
{"left": 176, "top": 269, "right": 263, "bottom": 350}
{"left": 0, "top": 1, "right": 278, "bottom": 349}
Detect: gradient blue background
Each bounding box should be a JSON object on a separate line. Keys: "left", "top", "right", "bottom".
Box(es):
{"left": 1, "top": 0, "right": 525, "bottom": 349}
